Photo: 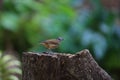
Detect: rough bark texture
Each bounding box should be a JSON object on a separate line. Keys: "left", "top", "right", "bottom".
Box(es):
{"left": 22, "top": 49, "right": 112, "bottom": 80}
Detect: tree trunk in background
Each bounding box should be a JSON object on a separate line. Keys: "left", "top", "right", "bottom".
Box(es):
{"left": 79, "top": 0, "right": 120, "bottom": 13}
{"left": 22, "top": 49, "right": 112, "bottom": 80}
{"left": 101, "top": 0, "right": 120, "bottom": 12}
{"left": 0, "top": 0, "right": 3, "bottom": 10}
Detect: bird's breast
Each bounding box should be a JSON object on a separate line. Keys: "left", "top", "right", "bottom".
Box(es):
{"left": 48, "top": 44, "right": 58, "bottom": 49}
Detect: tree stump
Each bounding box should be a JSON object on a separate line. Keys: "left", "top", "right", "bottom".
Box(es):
{"left": 22, "top": 49, "right": 112, "bottom": 80}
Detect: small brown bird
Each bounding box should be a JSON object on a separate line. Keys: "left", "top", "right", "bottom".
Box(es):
{"left": 40, "top": 37, "right": 63, "bottom": 53}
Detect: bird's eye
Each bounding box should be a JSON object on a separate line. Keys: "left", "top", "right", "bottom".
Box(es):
{"left": 58, "top": 37, "right": 63, "bottom": 41}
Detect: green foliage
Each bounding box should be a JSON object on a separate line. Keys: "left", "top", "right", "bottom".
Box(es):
{"left": 0, "top": 51, "right": 22, "bottom": 80}
{"left": 0, "top": 0, "right": 75, "bottom": 53}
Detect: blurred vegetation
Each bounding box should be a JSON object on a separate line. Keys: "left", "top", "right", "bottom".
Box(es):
{"left": 0, "top": 51, "right": 21, "bottom": 80}
{"left": 0, "top": 0, "right": 120, "bottom": 80}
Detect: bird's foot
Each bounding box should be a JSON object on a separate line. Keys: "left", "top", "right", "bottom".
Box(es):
{"left": 47, "top": 49, "right": 53, "bottom": 54}
{"left": 43, "top": 51, "right": 53, "bottom": 54}
{"left": 43, "top": 52, "right": 49, "bottom": 54}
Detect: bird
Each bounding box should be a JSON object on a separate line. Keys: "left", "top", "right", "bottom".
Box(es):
{"left": 40, "top": 37, "right": 63, "bottom": 53}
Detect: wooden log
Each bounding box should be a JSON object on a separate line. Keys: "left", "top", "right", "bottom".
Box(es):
{"left": 22, "top": 49, "right": 112, "bottom": 80}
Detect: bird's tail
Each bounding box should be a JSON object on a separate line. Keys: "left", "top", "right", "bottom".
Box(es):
{"left": 40, "top": 41, "right": 45, "bottom": 45}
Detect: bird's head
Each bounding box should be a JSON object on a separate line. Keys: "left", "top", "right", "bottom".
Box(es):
{"left": 57, "top": 37, "right": 64, "bottom": 41}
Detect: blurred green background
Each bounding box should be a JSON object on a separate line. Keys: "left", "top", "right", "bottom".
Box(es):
{"left": 0, "top": 0, "right": 120, "bottom": 80}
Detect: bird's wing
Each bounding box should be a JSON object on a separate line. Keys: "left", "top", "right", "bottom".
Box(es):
{"left": 45, "top": 39, "right": 59, "bottom": 45}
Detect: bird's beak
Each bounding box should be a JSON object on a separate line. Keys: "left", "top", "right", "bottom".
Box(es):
{"left": 61, "top": 38, "right": 64, "bottom": 41}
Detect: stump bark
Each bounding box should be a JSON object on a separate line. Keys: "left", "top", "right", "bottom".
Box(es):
{"left": 22, "top": 49, "right": 112, "bottom": 80}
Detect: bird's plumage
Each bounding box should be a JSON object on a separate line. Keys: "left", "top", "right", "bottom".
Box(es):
{"left": 40, "top": 37, "right": 63, "bottom": 50}
{"left": 42, "top": 39, "right": 60, "bottom": 45}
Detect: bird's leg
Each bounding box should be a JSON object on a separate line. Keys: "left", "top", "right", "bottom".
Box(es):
{"left": 48, "top": 48, "right": 53, "bottom": 54}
